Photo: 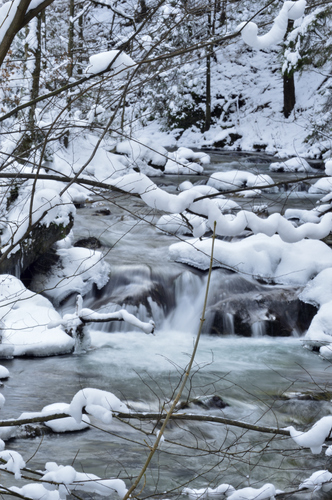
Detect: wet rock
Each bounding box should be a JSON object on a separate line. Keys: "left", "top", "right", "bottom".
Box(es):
{"left": 205, "top": 270, "right": 317, "bottom": 337}
{"left": 177, "top": 395, "right": 229, "bottom": 411}
{"left": 18, "top": 424, "right": 53, "bottom": 438}
{"left": 74, "top": 237, "right": 102, "bottom": 249}
{"left": 0, "top": 217, "right": 73, "bottom": 279}
{"left": 93, "top": 208, "right": 111, "bottom": 216}
{"left": 279, "top": 391, "right": 332, "bottom": 402}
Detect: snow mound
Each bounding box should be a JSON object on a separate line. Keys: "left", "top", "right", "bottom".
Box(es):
{"left": 0, "top": 275, "right": 74, "bottom": 358}
{"left": 31, "top": 246, "right": 110, "bottom": 306}
{"left": 116, "top": 139, "right": 168, "bottom": 171}
{"left": 207, "top": 170, "right": 275, "bottom": 193}
{"left": 269, "top": 157, "right": 315, "bottom": 172}
{"left": 169, "top": 234, "right": 332, "bottom": 285}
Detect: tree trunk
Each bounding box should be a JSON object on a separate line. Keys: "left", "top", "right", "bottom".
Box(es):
{"left": 28, "top": 14, "right": 42, "bottom": 134}
{"left": 283, "top": 72, "right": 295, "bottom": 118}
{"left": 283, "top": 19, "right": 295, "bottom": 118}
{"left": 68, "top": 0, "right": 75, "bottom": 79}
{"left": 204, "top": 52, "right": 211, "bottom": 131}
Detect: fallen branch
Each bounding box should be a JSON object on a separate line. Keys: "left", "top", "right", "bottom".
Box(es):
{"left": 0, "top": 410, "right": 290, "bottom": 436}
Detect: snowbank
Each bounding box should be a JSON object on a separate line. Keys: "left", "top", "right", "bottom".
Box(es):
{"left": 0, "top": 275, "right": 74, "bottom": 358}
{"left": 169, "top": 234, "right": 332, "bottom": 285}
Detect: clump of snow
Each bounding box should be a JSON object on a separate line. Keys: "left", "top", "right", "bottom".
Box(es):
{"left": 300, "top": 470, "right": 332, "bottom": 492}
{"left": 42, "top": 403, "right": 90, "bottom": 432}
{"left": 207, "top": 170, "right": 275, "bottom": 194}
{"left": 69, "top": 388, "right": 128, "bottom": 424}
{"left": 0, "top": 275, "right": 74, "bottom": 358}
{"left": 300, "top": 269, "right": 332, "bottom": 354}
{"left": 10, "top": 484, "right": 61, "bottom": 500}
{"left": 300, "top": 268, "right": 332, "bottom": 307}
{"left": 31, "top": 247, "right": 110, "bottom": 306}
{"left": 157, "top": 213, "right": 208, "bottom": 237}
{"left": 285, "top": 205, "right": 331, "bottom": 225}
{"left": 0, "top": 366, "right": 9, "bottom": 379}
{"left": 309, "top": 178, "right": 332, "bottom": 194}
{"left": 0, "top": 450, "right": 25, "bottom": 479}
{"left": 86, "top": 50, "right": 135, "bottom": 76}
{"left": 269, "top": 156, "right": 315, "bottom": 172}
{"left": 227, "top": 484, "right": 276, "bottom": 500}
{"left": 169, "top": 234, "right": 332, "bottom": 285}
{"left": 165, "top": 147, "right": 210, "bottom": 175}
{"left": 302, "top": 302, "right": 332, "bottom": 349}
{"left": 325, "top": 159, "right": 332, "bottom": 176}
{"left": 112, "top": 172, "right": 332, "bottom": 242}
{"left": 286, "top": 416, "right": 332, "bottom": 454}
{"left": 183, "top": 484, "right": 235, "bottom": 500}
{"left": 51, "top": 133, "right": 132, "bottom": 181}
{"left": 238, "top": 0, "right": 306, "bottom": 50}
{"left": 116, "top": 139, "right": 168, "bottom": 171}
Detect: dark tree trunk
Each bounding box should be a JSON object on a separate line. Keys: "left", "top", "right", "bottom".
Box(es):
{"left": 283, "top": 72, "right": 295, "bottom": 118}
{"left": 283, "top": 19, "right": 295, "bottom": 118}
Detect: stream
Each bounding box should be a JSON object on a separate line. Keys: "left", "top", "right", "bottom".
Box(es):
{"left": 0, "top": 151, "right": 331, "bottom": 498}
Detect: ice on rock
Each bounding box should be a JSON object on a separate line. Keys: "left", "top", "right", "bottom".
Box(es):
{"left": 31, "top": 247, "right": 110, "bottom": 306}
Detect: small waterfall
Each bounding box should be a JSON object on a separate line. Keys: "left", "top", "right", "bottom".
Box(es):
{"left": 223, "top": 313, "right": 235, "bottom": 335}
{"left": 251, "top": 321, "right": 266, "bottom": 337}
{"left": 77, "top": 263, "right": 315, "bottom": 338}
{"left": 161, "top": 271, "right": 206, "bottom": 333}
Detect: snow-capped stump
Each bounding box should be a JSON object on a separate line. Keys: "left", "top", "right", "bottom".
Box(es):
{"left": 269, "top": 157, "right": 316, "bottom": 172}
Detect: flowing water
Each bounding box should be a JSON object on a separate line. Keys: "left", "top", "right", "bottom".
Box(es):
{"left": 0, "top": 152, "right": 330, "bottom": 498}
